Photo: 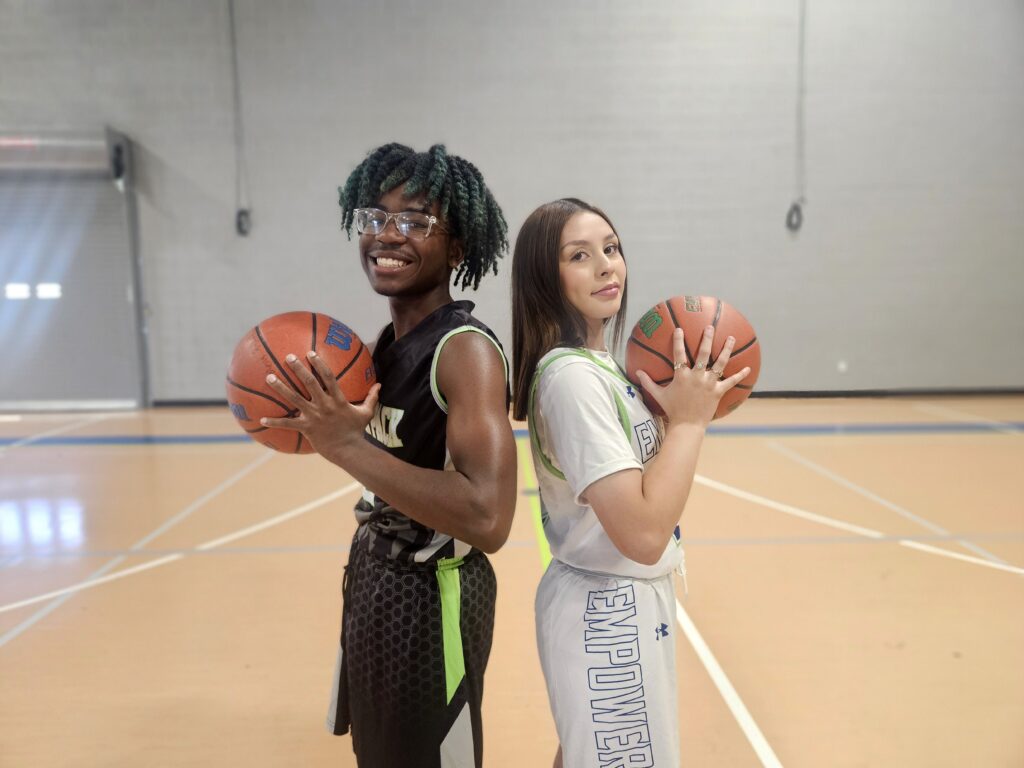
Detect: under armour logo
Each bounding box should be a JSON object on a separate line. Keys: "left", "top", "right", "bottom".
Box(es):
{"left": 625, "top": 386, "right": 636, "bottom": 399}
{"left": 655, "top": 623, "right": 669, "bottom": 640}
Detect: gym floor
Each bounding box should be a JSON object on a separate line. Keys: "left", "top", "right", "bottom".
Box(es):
{"left": 1, "top": 396, "right": 1022, "bottom": 767}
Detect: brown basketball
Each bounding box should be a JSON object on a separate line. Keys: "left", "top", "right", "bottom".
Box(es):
{"left": 225, "top": 311, "right": 375, "bottom": 454}
{"left": 625, "top": 295, "right": 760, "bottom": 419}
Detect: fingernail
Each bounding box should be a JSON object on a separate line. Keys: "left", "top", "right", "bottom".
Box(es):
{"left": 728, "top": 336, "right": 735, "bottom": 343}
{"left": 266, "top": 374, "right": 277, "bottom": 383}
{"left": 307, "top": 350, "right": 317, "bottom": 358}
{"left": 706, "top": 325, "right": 713, "bottom": 332}
{"left": 285, "top": 354, "right": 296, "bottom": 363}
{"left": 260, "top": 417, "right": 268, "bottom": 425}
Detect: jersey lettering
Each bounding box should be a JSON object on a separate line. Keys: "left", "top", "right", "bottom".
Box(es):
{"left": 633, "top": 420, "right": 661, "bottom": 464}
{"left": 365, "top": 404, "right": 405, "bottom": 448}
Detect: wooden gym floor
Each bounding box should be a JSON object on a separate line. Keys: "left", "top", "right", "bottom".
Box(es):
{"left": 1, "top": 396, "right": 1022, "bottom": 767}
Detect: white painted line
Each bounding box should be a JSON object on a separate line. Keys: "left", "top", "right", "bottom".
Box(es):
{"left": 675, "top": 599, "right": 784, "bottom": 768}
{"left": 0, "top": 482, "right": 360, "bottom": 616}
{"left": 694, "top": 474, "right": 886, "bottom": 539}
{"left": 766, "top": 440, "right": 1006, "bottom": 565}
{"left": 911, "top": 402, "right": 1021, "bottom": 436}
{"left": 694, "top": 475, "right": 1024, "bottom": 577}
{"left": 0, "top": 451, "right": 275, "bottom": 647}
{"left": 897, "top": 540, "right": 1024, "bottom": 576}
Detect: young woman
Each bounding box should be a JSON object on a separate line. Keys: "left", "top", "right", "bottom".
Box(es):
{"left": 511, "top": 198, "right": 750, "bottom": 768}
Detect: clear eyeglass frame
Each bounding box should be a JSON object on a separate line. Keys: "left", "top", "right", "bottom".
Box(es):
{"left": 353, "top": 208, "right": 449, "bottom": 241}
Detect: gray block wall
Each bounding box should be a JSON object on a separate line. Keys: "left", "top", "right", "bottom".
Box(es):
{"left": 2, "top": 0, "right": 1022, "bottom": 400}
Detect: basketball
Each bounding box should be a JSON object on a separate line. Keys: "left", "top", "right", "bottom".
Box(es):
{"left": 625, "top": 295, "right": 761, "bottom": 419}
{"left": 225, "top": 311, "right": 376, "bottom": 453}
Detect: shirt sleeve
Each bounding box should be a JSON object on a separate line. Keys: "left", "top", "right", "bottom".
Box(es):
{"left": 537, "top": 360, "right": 642, "bottom": 505}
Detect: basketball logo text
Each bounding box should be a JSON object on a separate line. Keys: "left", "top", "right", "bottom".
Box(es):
{"left": 324, "top": 320, "right": 353, "bottom": 351}
{"left": 637, "top": 309, "right": 663, "bottom": 339}
{"left": 229, "top": 402, "right": 250, "bottom": 422}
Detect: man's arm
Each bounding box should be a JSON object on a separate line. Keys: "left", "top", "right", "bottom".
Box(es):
{"left": 264, "top": 332, "right": 516, "bottom": 553}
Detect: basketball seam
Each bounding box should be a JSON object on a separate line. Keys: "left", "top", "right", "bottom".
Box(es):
{"left": 664, "top": 300, "right": 695, "bottom": 366}
{"left": 732, "top": 337, "right": 758, "bottom": 356}
{"left": 627, "top": 336, "right": 674, "bottom": 369}
{"left": 226, "top": 376, "right": 292, "bottom": 413}
{"left": 712, "top": 299, "right": 723, "bottom": 329}
{"left": 294, "top": 433, "right": 304, "bottom": 453}
{"left": 335, "top": 339, "right": 366, "bottom": 383}
{"left": 311, "top": 313, "right": 318, "bottom": 354}
{"left": 255, "top": 325, "right": 302, "bottom": 394}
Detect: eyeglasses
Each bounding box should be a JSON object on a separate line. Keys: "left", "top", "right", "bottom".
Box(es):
{"left": 353, "top": 208, "right": 449, "bottom": 240}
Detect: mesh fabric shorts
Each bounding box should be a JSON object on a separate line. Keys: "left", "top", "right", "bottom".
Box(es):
{"left": 327, "top": 537, "right": 496, "bottom": 768}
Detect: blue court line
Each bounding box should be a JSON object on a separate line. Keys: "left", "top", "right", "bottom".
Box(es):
{"left": 1, "top": 421, "right": 1020, "bottom": 446}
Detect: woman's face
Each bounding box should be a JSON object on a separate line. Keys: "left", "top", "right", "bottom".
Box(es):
{"left": 557, "top": 211, "right": 626, "bottom": 345}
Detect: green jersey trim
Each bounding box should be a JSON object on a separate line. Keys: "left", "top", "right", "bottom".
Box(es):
{"left": 527, "top": 349, "right": 632, "bottom": 480}
{"left": 430, "top": 326, "right": 509, "bottom": 414}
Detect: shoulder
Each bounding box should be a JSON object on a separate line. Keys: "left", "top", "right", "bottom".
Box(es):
{"left": 536, "top": 348, "right": 614, "bottom": 402}
{"left": 433, "top": 321, "right": 508, "bottom": 413}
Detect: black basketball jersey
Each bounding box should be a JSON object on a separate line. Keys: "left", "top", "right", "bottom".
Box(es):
{"left": 354, "top": 300, "right": 509, "bottom": 563}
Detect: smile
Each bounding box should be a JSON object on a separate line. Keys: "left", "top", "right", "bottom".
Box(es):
{"left": 370, "top": 253, "right": 413, "bottom": 271}
{"left": 592, "top": 284, "right": 620, "bottom": 298}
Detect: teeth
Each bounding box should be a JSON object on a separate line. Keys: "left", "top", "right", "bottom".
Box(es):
{"left": 376, "top": 257, "right": 407, "bottom": 269}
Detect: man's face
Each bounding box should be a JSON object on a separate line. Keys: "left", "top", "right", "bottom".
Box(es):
{"left": 358, "top": 186, "right": 461, "bottom": 298}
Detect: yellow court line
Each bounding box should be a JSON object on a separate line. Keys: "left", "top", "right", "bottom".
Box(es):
{"left": 516, "top": 435, "right": 552, "bottom": 570}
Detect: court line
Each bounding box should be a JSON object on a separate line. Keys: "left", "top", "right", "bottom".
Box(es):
{"left": 911, "top": 401, "right": 1023, "bottom": 436}
{"left": 3, "top": 419, "right": 1023, "bottom": 447}
{"left": 765, "top": 440, "right": 1007, "bottom": 565}
{"left": 0, "top": 412, "right": 116, "bottom": 456}
{"left": 675, "top": 600, "right": 784, "bottom": 768}
{"left": 694, "top": 475, "right": 1024, "bottom": 577}
{"left": 0, "top": 482, "right": 360, "bottom": 618}
{"left": 0, "top": 452, "right": 274, "bottom": 645}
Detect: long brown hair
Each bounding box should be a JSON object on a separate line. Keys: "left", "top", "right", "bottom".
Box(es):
{"left": 510, "top": 198, "right": 628, "bottom": 420}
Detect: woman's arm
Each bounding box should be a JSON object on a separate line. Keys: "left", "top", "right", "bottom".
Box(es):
{"left": 584, "top": 326, "right": 749, "bottom": 565}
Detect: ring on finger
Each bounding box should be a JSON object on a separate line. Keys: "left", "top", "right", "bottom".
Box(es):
{"left": 673, "top": 362, "right": 687, "bottom": 371}
{"left": 694, "top": 361, "right": 706, "bottom": 371}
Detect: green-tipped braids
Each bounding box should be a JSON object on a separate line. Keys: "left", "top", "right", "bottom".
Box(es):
{"left": 339, "top": 143, "right": 508, "bottom": 291}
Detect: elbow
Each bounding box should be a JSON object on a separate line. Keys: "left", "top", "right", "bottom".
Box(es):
{"left": 468, "top": 500, "right": 514, "bottom": 555}
{"left": 614, "top": 532, "right": 665, "bottom": 567}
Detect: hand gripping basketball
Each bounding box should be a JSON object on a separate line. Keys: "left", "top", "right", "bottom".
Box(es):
{"left": 261, "top": 350, "right": 381, "bottom": 458}
{"left": 634, "top": 326, "right": 750, "bottom": 427}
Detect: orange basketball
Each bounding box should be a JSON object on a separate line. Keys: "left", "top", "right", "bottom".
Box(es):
{"left": 625, "top": 295, "right": 760, "bottom": 419}
{"left": 225, "top": 311, "right": 375, "bottom": 454}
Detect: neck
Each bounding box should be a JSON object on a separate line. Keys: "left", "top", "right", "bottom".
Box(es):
{"left": 388, "top": 286, "right": 454, "bottom": 339}
{"left": 585, "top": 319, "right": 607, "bottom": 351}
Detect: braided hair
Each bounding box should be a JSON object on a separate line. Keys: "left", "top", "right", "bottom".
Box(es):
{"left": 339, "top": 143, "right": 508, "bottom": 291}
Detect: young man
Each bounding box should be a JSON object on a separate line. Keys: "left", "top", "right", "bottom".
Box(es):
{"left": 262, "top": 143, "right": 517, "bottom": 767}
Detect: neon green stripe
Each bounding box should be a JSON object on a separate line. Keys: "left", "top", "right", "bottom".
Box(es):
{"left": 430, "top": 326, "right": 509, "bottom": 413}
{"left": 516, "top": 437, "right": 552, "bottom": 570}
{"left": 436, "top": 556, "right": 465, "bottom": 704}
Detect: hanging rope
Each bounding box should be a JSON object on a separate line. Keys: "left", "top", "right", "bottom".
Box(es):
{"left": 228, "top": 0, "right": 251, "bottom": 235}
{"left": 787, "top": 0, "right": 807, "bottom": 233}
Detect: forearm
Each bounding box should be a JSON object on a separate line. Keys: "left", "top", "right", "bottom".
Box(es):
{"left": 323, "top": 437, "right": 509, "bottom": 552}
{"left": 638, "top": 422, "right": 707, "bottom": 537}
